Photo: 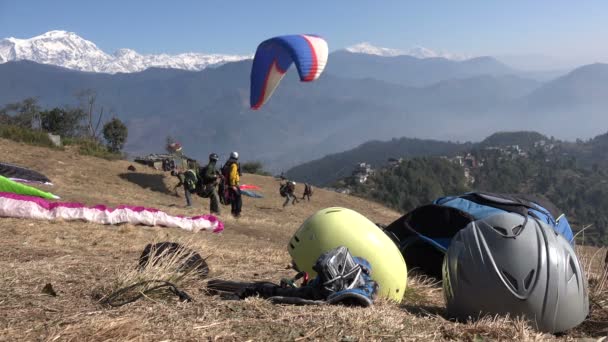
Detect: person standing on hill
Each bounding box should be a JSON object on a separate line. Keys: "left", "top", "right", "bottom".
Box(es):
{"left": 222, "top": 151, "right": 242, "bottom": 218}
{"left": 283, "top": 181, "right": 299, "bottom": 207}
{"left": 170, "top": 142, "right": 194, "bottom": 207}
{"left": 301, "top": 183, "right": 313, "bottom": 202}
{"left": 202, "top": 153, "right": 221, "bottom": 215}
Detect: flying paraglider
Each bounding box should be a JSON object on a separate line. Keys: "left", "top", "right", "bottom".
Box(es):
{"left": 250, "top": 34, "right": 328, "bottom": 110}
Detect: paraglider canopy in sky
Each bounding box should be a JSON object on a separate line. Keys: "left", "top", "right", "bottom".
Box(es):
{"left": 250, "top": 34, "right": 328, "bottom": 110}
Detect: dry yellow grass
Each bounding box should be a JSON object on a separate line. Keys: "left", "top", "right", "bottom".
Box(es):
{"left": 0, "top": 138, "right": 605, "bottom": 341}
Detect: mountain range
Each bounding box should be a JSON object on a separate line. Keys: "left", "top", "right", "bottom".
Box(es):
{"left": 1, "top": 31, "right": 607, "bottom": 172}
{"left": 0, "top": 31, "right": 250, "bottom": 73}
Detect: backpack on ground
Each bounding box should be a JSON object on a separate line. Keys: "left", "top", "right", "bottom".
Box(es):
{"left": 384, "top": 192, "right": 574, "bottom": 279}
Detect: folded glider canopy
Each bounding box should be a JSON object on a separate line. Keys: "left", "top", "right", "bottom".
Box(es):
{"left": 250, "top": 34, "right": 328, "bottom": 110}
{"left": 0, "top": 162, "right": 52, "bottom": 185}
{"left": 0, "top": 191, "right": 224, "bottom": 233}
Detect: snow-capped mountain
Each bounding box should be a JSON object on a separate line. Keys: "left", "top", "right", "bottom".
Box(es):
{"left": 345, "top": 42, "right": 404, "bottom": 57}
{"left": 345, "top": 42, "right": 471, "bottom": 60}
{"left": 0, "top": 30, "right": 251, "bottom": 73}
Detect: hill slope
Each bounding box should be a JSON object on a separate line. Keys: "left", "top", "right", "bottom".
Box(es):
{"left": 286, "top": 137, "right": 471, "bottom": 186}
{"left": 0, "top": 140, "right": 603, "bottom": 340}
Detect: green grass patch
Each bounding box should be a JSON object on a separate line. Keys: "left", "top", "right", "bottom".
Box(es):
{"left": 65, "top": 137, "right": 123, "bottom": 160}
{"left": 0, "top": 124, "right": 58, "bottom": 148}
{"left": 0, "top": 125, "right": 122, "bottom": 160}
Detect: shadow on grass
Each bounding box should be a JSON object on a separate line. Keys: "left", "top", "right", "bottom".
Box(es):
{"left": 400, "top": 304, "right": 447, "bottom": 318}
{"left": 119, "top": 173, "right": 173, "bottom": 195}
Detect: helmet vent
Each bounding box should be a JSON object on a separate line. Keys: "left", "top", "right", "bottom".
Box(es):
{"left": 325, "top": 209, "right": 342, "bottom": 214}
{"left": 493, "top": 226, "right": 509, "bottom": 236}
{"left": 501, "top": 269, "right": 519, "bottom": 291}
{"left": 458, "top": 263, "right": 471, "bottom": 285}
{"left": 567, "top": 256, "right": 576, "bottom": 282}
{"left": 512, "top": 225, "right": 524, "bottom": 236}
{"left": 523, "top": 269, "right": 535, "bottom": 290}
{"left": 294, "top": 236, "right": 300, "bottom": 242}
{"left": 289, "top": 243, "right": 295, "bottom": 250}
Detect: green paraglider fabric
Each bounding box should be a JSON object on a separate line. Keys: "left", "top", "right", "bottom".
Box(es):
{"left": 0, "top": 175, "right": 59, "bottom": 199}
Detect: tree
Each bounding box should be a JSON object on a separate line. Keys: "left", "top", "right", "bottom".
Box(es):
{"left": 102, "top": 117, "right": 128, "bottom": 153}
{"left": 1, "top": 97, "right": 42, "bottom": 129}
{"left": 241, "top": 161, "right": 271, "bottom": 175}
{"left": 41, "top": 107, "right": 85, "bottom": 137}
{"left": 76, "top": 89, "right": 104, "bottom": 139}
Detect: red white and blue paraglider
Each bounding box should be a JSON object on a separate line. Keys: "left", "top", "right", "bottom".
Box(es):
{"left": 250, "top": 34, "right": 328, "bottom": 110}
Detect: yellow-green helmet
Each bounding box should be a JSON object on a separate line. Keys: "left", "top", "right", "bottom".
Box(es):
{"left": 288, "top": 207, "right": 407, "bottom": 301}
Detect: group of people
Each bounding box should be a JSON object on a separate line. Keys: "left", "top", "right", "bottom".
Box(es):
{"left": 170, "top": 143, "right": 242, "bottom": 218}
{"left": 169, "top": 142, "right": 315, "bottom": 216}
{"left": 280, "top": 181, "right": 313, "bottom": 207}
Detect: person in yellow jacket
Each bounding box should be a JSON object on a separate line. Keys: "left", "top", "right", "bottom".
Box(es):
{"left": 221, "top": 151, "right": 242, "bottom": 217}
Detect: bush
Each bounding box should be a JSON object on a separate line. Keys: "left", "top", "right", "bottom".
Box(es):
{"left": 63, "top": 137, "right": 123, "bottom": 160}
{"left": 102, "top": 117, "right": 128, "bottom": 153}
{"left": 41, "top": 107, "right": 85, "bottom": 137}
{"left": 0, "top": 124, "right": 58, "bottom": 148}
{"left": 241, "top": 161, "right": 271, "bottom": 176}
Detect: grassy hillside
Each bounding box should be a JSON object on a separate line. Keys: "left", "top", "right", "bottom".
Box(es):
{"left": 0, "top": 139, "right": 605, "bottom": 340}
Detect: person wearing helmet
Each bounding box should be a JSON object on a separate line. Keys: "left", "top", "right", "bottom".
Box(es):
{"left": 221, "top": 151, "right": 242, "bottom": 217}
{"left": 288, "top": 207, "right": 408, "bottom": 302}
{"left": 301, "top": 183, "right": 313, "bottom": 202}
{"left": 283, "top": 181, "right": 299, "bottom": 207}
{"left": 200, "top": 153, "right": 221, "bottom": 215}
{"left": 443, "top": 212, "right": 589, "bottom": 333}
{"left": 170, "top": 144, "right": 193, "bottom": 207}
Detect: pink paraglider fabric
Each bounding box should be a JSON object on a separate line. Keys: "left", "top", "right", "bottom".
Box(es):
{"left": 0, "top": 192, "right": 223, "bottom": 233}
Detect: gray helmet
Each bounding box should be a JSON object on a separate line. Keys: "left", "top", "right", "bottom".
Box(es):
{"left": 443, "top": 212, "right": 588, "bottom": 333}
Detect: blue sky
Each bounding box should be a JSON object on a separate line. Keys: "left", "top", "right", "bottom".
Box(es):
{"left": 1, "top": 0, "right": 607, "bottom": 65}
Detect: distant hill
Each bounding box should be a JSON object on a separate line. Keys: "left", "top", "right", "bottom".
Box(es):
{"left": 286, "top": 137, "right": 471, "bottom": 186}
{"left": 478, "top": 131, "right": 550, "bottom": 149}
{"left": 518, "top": 63, "right": 608, "bottom": 140}
{"left": 335, "top": 134, "right": 608, "bottom": 245}
{"left": 287, "top": 130, "right": 608, "bottom": 187}
{"left": 326, "top": 51, "right": 515, "bottom": 86}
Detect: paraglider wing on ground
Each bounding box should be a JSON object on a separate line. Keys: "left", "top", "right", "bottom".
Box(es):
{"left": 0, "top": 162, "right": 52, "bottom": 185}
{"left": 250, "top": 34, "right": 328, "bottom": 110}
{"left": 0, "top": 175, "right": 58, "bottom": 199}
{"left": 0, "top": 191, "right": 224, "bottom": 233}
{"left": 240, "top": 189, "right": 263, "bottom": 198}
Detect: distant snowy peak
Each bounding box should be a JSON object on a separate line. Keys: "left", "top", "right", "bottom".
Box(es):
{"left": 345, "top": 42, "right": 403, "bottom": 57}
{"left": 0, "top": 30, "right": 251, "bottom": 73}
{"left": 345, "top": 42, "right": 471, "bottom": 61}
{"left": 0, "top": 30, "right": 113, "bottom": 72}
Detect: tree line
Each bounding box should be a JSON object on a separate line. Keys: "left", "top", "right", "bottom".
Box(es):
{"left": 0, "top": 91, "right": 128, "bottom": 154}
{"left": 347, "top": 147, "right": 608, "bottom": 246}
